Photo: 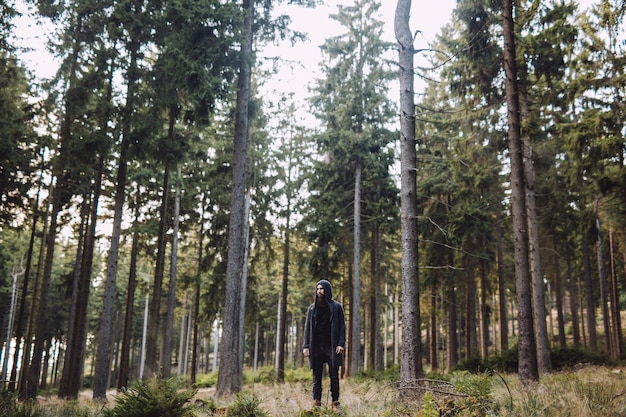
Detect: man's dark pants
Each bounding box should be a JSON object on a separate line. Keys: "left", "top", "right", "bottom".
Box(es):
{"left": 311, "top": 344, "right": 339, "bottom": 402}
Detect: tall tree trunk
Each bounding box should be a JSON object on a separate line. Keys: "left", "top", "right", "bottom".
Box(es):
{"left": 595, "top": 216, "right": 611, "bottom": 355}
{"left": 17, "top": 190, "right": 49, "bottom": 397}
{"left": 61, "top": 154, "right": 103, "bottom": 399}
{"left": 519, "top": 77, "right": 551, "bottom": 374}
{"left": 92, "top": 33, "right": 138, "bottom": 398}
{"left": 8, "top": 156, "right": 44, "bottom": 392}
{"left": 190, "top": 199, "right": 206, "bottom": 384}
{"left": 465, "top": 260, "right": 478, "bottom": 359}
{"left": 567, "top": 256, "right": 581, "bottom": 347}
{"left": 495, "top": 209, "right": 508, "bottom": 352}
{"left": 161, "top": 168, "right": 181, "bottom": 378}
{"left": 395, "top": 0, "right": 423, "bottom": 390}
{"left": 371, "top": 225, "right": 383, "bottom": 372}
{"left": 216, "top": 0, "right": 254, "bottom": 396}
{"left": 552, "top": 237, "right": 566, "bottom": 349}
{"left": 21, "top": 188, "right": 62, "bottom": 400}
{"left": 118, "top": 202, "right": 140, "bottom": 389}
{"left": 429, "top": 281, "right": 438, "bottom": 371}
{"left": 608, "top": 229, "right": 623, "bottom": 358}
{"left": 237, "top": 192, "right": 251, "bottom": 379}
{"left": 446, "top": 277, "right": 458, "bottom": 371}
{"left": 350, "top": 160, "right": 362, "bottom": 376}
{"left": 276, "top": 214, "right": 289, "bottom": 382}
{"left": 92, "top": 70, "right": 135, "bottom": 400}
{"left": 582, "top": 238, "right": 597, "bottom": 352}
{"left": 479, "top": 261, "right": 489, "bottom": 359}
{"left": 63, "top": 50, "right": 113, "bottom": 397}
{"left": 502, "top": 0, "right": 539, "bottom": 384}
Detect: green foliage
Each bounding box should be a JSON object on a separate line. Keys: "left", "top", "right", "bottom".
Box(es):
{"left": 449, "top": 371, "right": 495, "bottom": 415}
{"left": 297, "top": 403, "right": 342, "bottom": 417}
{"left": 453, "top": 345, "right": 610, "bottom": 375}
{"left": 226, "top": 392, "right": 270, "bottom": 417}
{"left": 0, "top": 393, "right": 95, "bottom": 417}
{"left": 0, "top": 393, "right": 41, "bottom": 417}
{"left": 550, "top": 346, "right": 611, "bottom": 370}
{"left": 194, "top": 372, "right": 219, "bottom": 388}
{"left": 101, "top": 376, "right": 197, "bottom": 417}
{"left": 420, "top": 392, "right": 439, "bottom": 417}
{"left": 572, "top": 380, "right": 616, "bottom": 414}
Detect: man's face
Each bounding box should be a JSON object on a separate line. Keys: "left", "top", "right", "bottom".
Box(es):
{"left": 316, "top": 285, "right": 324, "bottom": 302}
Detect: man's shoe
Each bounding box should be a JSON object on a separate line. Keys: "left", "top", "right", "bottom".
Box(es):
{"left": 313, "top": 400, "right": 321, "bottom": 408}
{"left": 332, "top": 401, "right": 340, "bottom": 411}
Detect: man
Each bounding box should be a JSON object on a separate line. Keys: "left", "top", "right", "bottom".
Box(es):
{"left": 302, "top": 279, "right": 346, "bottom": 411}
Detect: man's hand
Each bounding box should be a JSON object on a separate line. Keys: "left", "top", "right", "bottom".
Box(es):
{"left": 303, "top": 348, "right": 310, "bottom": 357}
{"left": 335, "top": 346, "right": 344, "bottom": 355}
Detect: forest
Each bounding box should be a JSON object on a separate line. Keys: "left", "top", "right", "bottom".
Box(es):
{"left": 1, "top": 0, "right": 625, "bottom": 410}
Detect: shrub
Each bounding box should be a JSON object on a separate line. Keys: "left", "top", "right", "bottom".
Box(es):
{"left": 550, "top": 346, "right": 610, "bottom": 370}
{"left": 0, "top": 392, "right": 42, "bottom": 417}
{"left": 101, "top": 376, "right": 197, "bottom": 417}
{"left": 226, "top": 392, "right": 270, "bottom": 417}
{"left": 194, "top": 372, "right": 218, "bottom": 388}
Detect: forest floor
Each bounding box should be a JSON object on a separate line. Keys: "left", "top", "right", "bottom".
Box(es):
{"left": 25, "top": 364, "right": 626, "bottom": 416}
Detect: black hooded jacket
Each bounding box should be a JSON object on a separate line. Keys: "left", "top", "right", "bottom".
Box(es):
{"left": 302, "top": 279, "right": 346, "bottom": 369}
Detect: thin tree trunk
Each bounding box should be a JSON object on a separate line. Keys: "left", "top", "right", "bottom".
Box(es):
{"left": 479, "top": 261, "right": 489, "bottom": 359}
{"left": 161, "top": 167, "right": 181, "bottom": 378}
{"left": 502, "top": 0, "right": 539, "bottom": 384}
{"left": 215, "top": 0, "right": 254, "bottom": 391}
{"left": 608, "top": 229, "right": 623, "bottom": 358}
{"left": 276, "top": 206, "right": 290, "bottom": 382}
{"left": 446, "top": 278, "right": 458, "bottom": 371}
{"left": 519, "top": 86, "right": 551, "bottom": 374}
{"left": 395, "top": 0, "right": 423, "bottom": 389}
{"left": 190, "top": 200, "right": 205, "bottom": 384}
{"left": 22, "top": 192, "right": 61, "bottom": 400}
{"left": 495, "top": 210, "right": 508, "bottom": 352}
{"left": 92, "top": 96, "right": 132, "bottom": 399}
{"left": 567, "top": 256, "right": 581, "bottom": 347}
{"left": 429, "top": 281, "right": 438, "bottom": 371}
{"left": 118, "top": 202, "right": 140, "bottom": 389}
{"left": 146, "top": 146, "right": 172, "bottom": 380}
{"left": 582, "top": 238, "right": 597, "bottom": 351}
{"left": 8, "top": 156, "right": 45, "bottom": 392}
{"left": 465, "top": 260, "right": 478, "bottom": 359}
{"left": 350, "top": 161, "right": 362, "bottom": 376}
{"left": 552, "top": 237, "right": 566, "bottom": 349}
{"left": 371, "top": 225, "right": 383, "bottom": 372}
{"left": 595, "top": 216, "right": 611, "bottom": 355}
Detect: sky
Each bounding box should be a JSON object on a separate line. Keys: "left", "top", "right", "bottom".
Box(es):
{"left": 14, "top": 0, "right": 601, "bottom": 121}
{"left": 14, "top": 0, "right": 457, "bottom": 96}
{"left": 261, "top": 1, "right": 457, "bottom": 103}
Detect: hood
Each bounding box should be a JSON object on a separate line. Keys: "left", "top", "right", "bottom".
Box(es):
{"left": 316, "top": 279, "right": 333, "bottom": 305}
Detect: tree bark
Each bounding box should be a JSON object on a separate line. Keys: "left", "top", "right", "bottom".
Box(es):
{"left": 479, "top": 261, "right": 489, "bottom": 359}
{"left": 276, "top": 217, "right": 289, "bottom": 382}
{"left": 395, "top": 0, "right": 423, "bottom": 390}
{"left": 465, "top": 260, "right": 478, "bottom": 359}
{"left": 502, "top": 0, "right": 539, "bottom": 384}
{"left": 216, "top": 0, "right": 254, "bottom": 397}
{"left": 608, "top": 229, "right": 623, "bottom": 358}
{"left": 582, "top": 238, "right": 597, "bottom": 352}
{"left": 552, "top": 237, "right": 566, "bottom": 349}
{"left": 118, "top": 202, "right": 140, "bottom": 389}
{"left": 595, "top": 216, "right": 611, "bottom": 355}
{"left": 161, "top": 168, "right": 181, "bottom": 377}
{"left": 495, "top": 209, "right": 508, "bottom": 352}
{"left": 429, "top": 281, "right": 438, "bottom": 371}
{"left": 350, "top": 160, "right": 362, "bottom": 376}
{"left": 519, "top": 75, "right": 551, "bottom": 374}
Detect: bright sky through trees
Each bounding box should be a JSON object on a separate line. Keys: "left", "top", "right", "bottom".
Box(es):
{"left": 13, "top": 1, "right": 457, "bottom": 96}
